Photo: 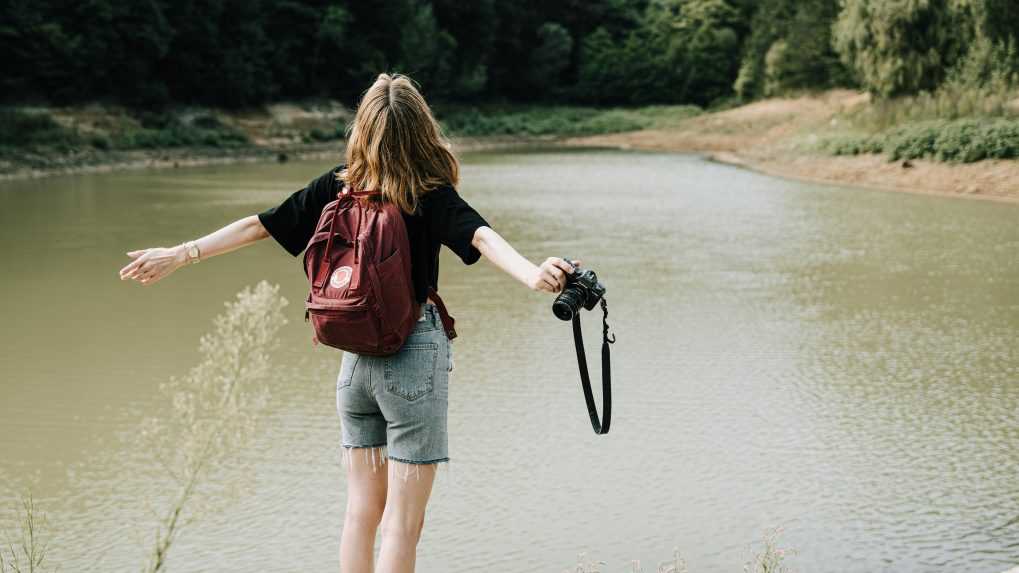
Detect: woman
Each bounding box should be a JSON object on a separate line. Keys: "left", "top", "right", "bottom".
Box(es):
{"left": 117, "top": 73, "right": 580, "bottom": 573}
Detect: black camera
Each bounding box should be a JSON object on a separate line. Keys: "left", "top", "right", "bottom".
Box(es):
{"left": 553, "top": 258, "right": 607, "bottom": 321}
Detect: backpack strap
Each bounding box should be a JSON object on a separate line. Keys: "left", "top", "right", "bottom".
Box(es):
{"left": 313, "top": 187, "right": 380, "bottom": 290}
{"left": 427, "top": 286, "right": 457, "bottom": 340}
{"left": 312, "top": 199, "right": 343, "bottom": 291}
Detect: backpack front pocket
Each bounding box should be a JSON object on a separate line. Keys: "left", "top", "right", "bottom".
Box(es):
{"left": 384, "top": 342, "right": 438, "bottom": 401}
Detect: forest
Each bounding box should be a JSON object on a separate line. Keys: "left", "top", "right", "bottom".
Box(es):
{"left": 3, "top": 0, "right": 1018, "bottom": 109}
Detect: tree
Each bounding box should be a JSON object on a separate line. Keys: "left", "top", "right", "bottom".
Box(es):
{"left": 833, "top": 0, "right": 964, "bottom": 97}
{"left": 432, "top": 0, "right": 497, "bottom": 98}
{"left": 734, "top": 0, "right": 849, "bottom": 100}
{"left": 395, "top": 1, "right": 457, "bottom": 97}
{"left": 0, "top": 1, "right": 79, "bottom": 102}
{"left": 578, "top": 27, "right": 629, "bottom": 103}
{"left": 964, "top": 0, "right": 1019, "bottom": 44}
{"left": 527, "top": 22, "right": 574, "bottom": 93}
{"left": 679, "top": 0, "right": 743, "bottom": 104}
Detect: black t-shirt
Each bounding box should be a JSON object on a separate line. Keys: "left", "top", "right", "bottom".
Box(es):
{"left": 257, "top": 164, "right": 491, "bottom": 303}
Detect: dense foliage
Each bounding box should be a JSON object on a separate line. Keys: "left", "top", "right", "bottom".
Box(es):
{"left": 1, "top": 0, "right": 1017, "bottom": 108}
{"left": 734, "top": 0, "right": 850, "bottom": 100}
{"left": 832, "top": 0, "right": 1019, "bottom": 97}
{"left": 822, "top": 118, "right": 1019, "bottom": 163}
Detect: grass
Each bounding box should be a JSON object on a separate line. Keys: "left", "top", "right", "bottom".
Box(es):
{"left": 97, "top": 110, "right": 250, "bottom": 150}
{"left": 0, "top": 493, "right": 50, "bottom": 573}
{"left": 813, "top": 37, "right": 1019, "bottom": 164}
{"left": 1, "top": 493, "right": 793, "bottom": 573}
{"left": 815, "top": 86, "right": 1019, "bottom": 163}
{"left": 435, "top": 104, "right": 702, "bottom": 137}
{"left": 1, "top": 283, "right": 287, "bottom": 573}
{"left": 135, "top": 280, "right": 286, "bottom": 572}
{"left": 742, "top": 527, "right": 795, "bottom": 573}
{"left": 847, "top": 37, "right": 1019, "bottom": 132}
{"left": 109, "top": 113, "right": 249, "bottom": 150}
{"left": 0, "top": 278, "right": 793, "bottom": 572}
{"left": 0, "top": 107, "right": 251, "bottom": 157}
{"left": 304, "top": 122, "right": 347, "bottom": 142}
{"left": 563, "top": 547, "right": 687, "bottom": 573}
{"left": 0, "top": 109, "right": 82, "bottom": 152}
{"left": 845, "top": 86, "right": 1018, "bottom": 132}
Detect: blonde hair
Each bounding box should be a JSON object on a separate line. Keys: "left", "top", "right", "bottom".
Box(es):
{"left": 337, "top": 73, "right": 459, "bottom": 215}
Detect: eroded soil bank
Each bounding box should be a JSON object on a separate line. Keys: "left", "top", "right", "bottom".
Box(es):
{"left": 566, "top": 90, "right": 1019, "bottom": 203}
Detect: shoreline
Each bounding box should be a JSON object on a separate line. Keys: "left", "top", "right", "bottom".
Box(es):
{"left": 6, "top": 133, "right": 1018, "bottom": 206}
{"left": 562, "top": 90, "right": 1019, "bottom": 204}
{"left": 562, "top": 138, "right": 1019, "bottom": 204}
{"left": 3, "top": 92, "right": 1017, "bottom": 205}
{"left": 703, "top": 150, "right": 1019, "bottom": 205}
{"left": 0, "top": 136, "right": 555, "bottom": 182}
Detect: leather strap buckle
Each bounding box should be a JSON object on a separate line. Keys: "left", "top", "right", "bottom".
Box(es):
{"left": 426, "top": 287, "right": 457, "bottom": 340}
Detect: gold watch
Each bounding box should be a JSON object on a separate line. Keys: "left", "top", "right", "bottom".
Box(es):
{"left": 184, "top": 240, "right": 201, "bottom": 264}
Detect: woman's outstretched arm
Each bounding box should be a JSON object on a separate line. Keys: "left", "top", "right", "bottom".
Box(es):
{"left": 470, "top": 226, "right": 580, "bottom": 294}
{"left": 119, "top": 215, "right": 270, "bottom": 286}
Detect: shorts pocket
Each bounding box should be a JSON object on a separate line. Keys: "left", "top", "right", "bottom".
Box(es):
{"left": 384, "top": 343, "right": 438, "bottom": 401}
{"left": 337, "top": 352, "right": 358, "bottom": 389}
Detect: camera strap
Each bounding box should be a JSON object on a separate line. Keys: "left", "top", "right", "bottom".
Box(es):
{"left": 571, "top": 298, "right": 615, "bottom": 435}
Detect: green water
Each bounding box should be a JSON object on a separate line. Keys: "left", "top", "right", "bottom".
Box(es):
{"left": 1, "top": 148, "right": 1017, "bottom": 572}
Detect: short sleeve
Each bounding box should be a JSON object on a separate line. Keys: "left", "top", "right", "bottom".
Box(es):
{"left": 257, "top": 164, "right": 344, "bottom": 257}
{"left": 424, "top": 186, "right": 491, "bottom": 265}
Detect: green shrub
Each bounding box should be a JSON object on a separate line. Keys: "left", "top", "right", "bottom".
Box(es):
{"left": 819, "top": 134, "right": 885, "bottom": 156}
{"left": 0, "top": 109, "right": 80, "bottom": 148}
{"left": 820, "top": 119, "right": 1019, "bottom": 163}
{"left": 89, "top": 134, "right": 112, "bottom": 150}
{"left": 306, "top": 121, "right": 347, "bottom": 142}
{"left": 886, "top": 119, "right": 1019, "bottom": 162}
{"left": 190, "top": 114, "right": 223, "bottom": 129}
{"left": 111, "top": 116, "right": 249, "bottom": 150}
{"left": 135, "top": 110, "right": 176, "bottom": 129}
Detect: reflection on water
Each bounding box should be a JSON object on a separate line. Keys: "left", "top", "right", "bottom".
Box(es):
{"left": 1, "top": 148, "right": 1017, "bottom": 572}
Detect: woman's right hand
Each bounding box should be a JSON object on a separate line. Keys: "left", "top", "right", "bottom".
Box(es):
{"left": 119, "top": 245, "right": 187, "bottom": 286}
{"left": 528, "top": 257, "right": 582, "bottom": 294}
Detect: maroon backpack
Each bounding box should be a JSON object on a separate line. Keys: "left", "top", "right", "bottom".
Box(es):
{"left": 302, "top": 184, "right": 457, "bottom": 355}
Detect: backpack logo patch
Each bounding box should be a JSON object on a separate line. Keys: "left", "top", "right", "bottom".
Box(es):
{"left": 330, "top": 266, "right": 353, "bottom": 289}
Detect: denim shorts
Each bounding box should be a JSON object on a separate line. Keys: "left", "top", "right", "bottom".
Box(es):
{"left": 336, "top": 302, "right": 453, "bottom": 470}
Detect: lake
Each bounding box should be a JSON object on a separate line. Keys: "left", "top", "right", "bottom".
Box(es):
{"left": 1, "top": 148, "right": 1017, "bottom": 572}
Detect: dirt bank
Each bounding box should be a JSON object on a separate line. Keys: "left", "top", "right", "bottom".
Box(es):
{"left": 0, "top": 136, "right": 548, "bottom": 182}
{"left": 6, "top": 94, "right": 1018, "bottom": 204}
{"left": 566, "top": 90, "right": 1019, "bottom": 203}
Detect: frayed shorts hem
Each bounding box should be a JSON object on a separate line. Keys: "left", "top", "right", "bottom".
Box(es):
{"left": 387, "top": 455, "right": 449, "bottom": 465}
{"left": 342, "top": 442, "right": 387, "bottom": 449}
{"left": 337, "top": 443, "right": 449, "bottom": 475}
{"left": 340, "top": 444, "right": 448, "bottom": 465}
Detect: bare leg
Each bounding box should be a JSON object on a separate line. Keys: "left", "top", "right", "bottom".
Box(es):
{"left": 375, "top": 460, "right": 439, "bottom": 573}
{"left": 340, "top": 446, "right": 389, "bottom": 573}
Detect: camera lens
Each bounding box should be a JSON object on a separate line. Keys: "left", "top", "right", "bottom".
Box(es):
{"left": 553, "top": 287, "right": 583, "bottom": 321}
